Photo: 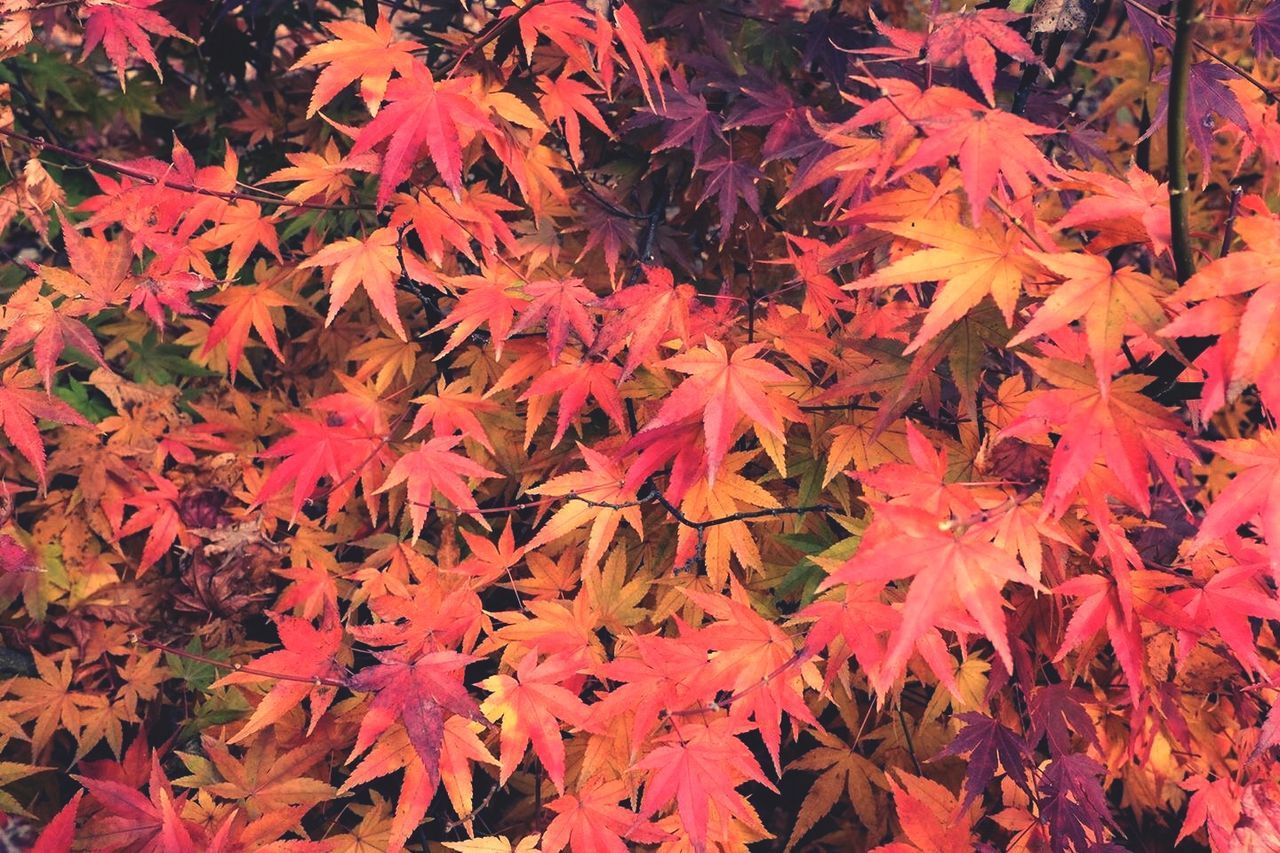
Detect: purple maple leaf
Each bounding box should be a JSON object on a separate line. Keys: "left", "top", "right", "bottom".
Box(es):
{"left": 1029, "top": 684, "right": 1100, "bottom": 758}
{"left": 697, "top": 154, "right": 763, "bottom": 238}
{"left": 1124, "top": 0, "right": 1173, "bottom": 65}
{"left": 645, "top": 78, "right": 727, "bottom": 170}
{"left": 935, "top": 712, "right": 1034, "bottom": 806}
{"left": 1147, "top": 62, "right": 1251, "bottom": 183}
{"left": 1038, "top": 754, "right": 1118, "bottom": 853}
{"left": 1254, "top": 1, "right": 1280, "bottom": 56}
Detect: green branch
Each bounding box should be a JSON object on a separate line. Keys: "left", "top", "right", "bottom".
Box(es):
{"left": 1167, "top": 0, "right": 1197, "bottom": 283}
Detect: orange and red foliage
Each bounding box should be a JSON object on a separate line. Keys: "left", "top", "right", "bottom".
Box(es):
{"left": 0, "top": 0, "right": 1278, "bottom": 849}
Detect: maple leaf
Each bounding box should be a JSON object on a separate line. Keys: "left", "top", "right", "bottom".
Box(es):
{"left": 0, "top": 364, "right": 91, "bottom": 489}
{"left": 374, "top": 436, "right": 499, "bottom": 541}
{"left": 697, "top": 151, "right": 764, "bottom": 234}
{"left": 201, "top": 270, "right": 297, "bottom": 379}
{"left": 640, "top": 339, "right": 801, "bottom": 484}
{"left": 1036, "top": 754, "right": 1117, "bottom": 852}
{"left": 185, "top": 735, "right": 337, "bottom": 819}
{"left": 349, "top": 62, "right": 496, "bottom": 206}
{"left": 254, "top": 403, "right": 393, "bottom": 522}
{"left": 1028, "top": 684, "right": 1099, "bottom": 758}
{"left": 1171, "top": 561, "right": 1280, "bottom": 673}
{"left": 263, "top": 138, "right": 377, "bottom": 205}
{"left": 527, "top": 443, "right": 643, "bottom": 571}
{"left": 1052, "top": 572, "right": 1168, "bottom": 706}
{"left": 542, "top": 778, "right": 670, "bottom": 853}
{"left": 820, "top": 502, "right": 1043, "bottom": 694}
{"left": 509, "top": 277, "right": 597, "bottom": 363}
{"left": 293, "top": 16, "right": 423, "bottom": 117}
{"left": 191, "top": 200, "right": 281, "bottom": 281}
{"left": 128, "top": 263, "right": 204, "bottom": 327}
{"left": 785, "top": 728, "right": 886, "bottom": 849}
{"left": 934, "top": 712, "right": 1033, "bottom": 807}
{"left": 609, "top": 3, "right": 664, "bottom": 109}
{"left": 893, "top": 94, "right": 1057, "bottom": 219}
{"left": 1195, "top": 431, "right": 1280, "bottom": 574}
{"left": 39, "top": 213, "right": 133, "bottom": 311}
{"left": 1054, "top": 165, "right": 1172, "bottom": 256}
{"left": 645, "top": 77, "right": 726, "bottom": 170}
{"left": 675, "top": 451, "right": 782, "bottom": 588}
{"left": 29, "top": 789, "right": 82, "bottom": 853}
{"left": 117, "top": 473, "right": 184, "bottom": 574}
{"left": 75, "top": 755, "right": 205, "bottom": 850}
{"left": 409, "top": 378, "right": 501, "bottom": 451}
{"left": 80, "top": 0, "right": 185, "bottom": 87}
{"left": 1179, "top": 775, "right": 1241, "bottom": 849}
{"left": 636, "top": 717, "right": 777, "bottom": 853}
{"left": 520, "top": 358, "right": 626, "bottom": 447}
{"left": 212, "top": 611, "right": 344, "bottom": 743}
{"left": 430, "top": 270, "right": 527, "bottom": 358}
{"left": 390, "top": 189, "right": 482, "bottom": 266}
{"left": 1256, "top": 0, "right": 1280, "bottom": 56}
{"left": 880, "top": 770, "right": 975, "bottom": 853}
{"left": 345, "top": 650, "right": 485, "bottom": 790}
{"left": 1164, "top": 216, "right": 1280, "bottom": 415}
{"left": 1009, "top": 250, "right": 1169, "bottom": 384}
{"left": 926, "top": 10, "right": 1036, "bottom": 105}
{"left": 478, "top": 652, "right": 591, "bottom": 793}
{"left": 798, "top": 581, "right": 898, "bottom": 690}
{"left": 849, "top": 217, "right": 1036, "bottom": 353}
{"left": 0, "top": 282, "right": 108, "bottom": 390}
{"left": 1149, "top": 61, "right": 1250, "bottom": 181}
{"left": 685, "top": 589, "right": 820, "bottom": 772}
{"left": 538, "top": 74, "right": 612, "bottom": 165}
{"left": 590, "top": 266, "right": 697, "bottom": 380}
{"left": 1000, "top": 357, "right": 1192, "bottom": 516}
{"left": 300, "top": 227, "right": 417, "bottom": 341}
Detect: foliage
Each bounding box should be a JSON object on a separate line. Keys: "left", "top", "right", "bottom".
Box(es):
{"left": 0, "top": 0, "right": 1278, "bottom": 849}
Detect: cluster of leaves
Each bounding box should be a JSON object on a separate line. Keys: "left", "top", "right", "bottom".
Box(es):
{"left": 3, "top": 0, "right": 1280, "bottom": 849}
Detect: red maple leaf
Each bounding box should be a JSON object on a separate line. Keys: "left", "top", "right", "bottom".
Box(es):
{"left": 636, "top": 717, "right": 776, "bottom": 852}
{"left": 820, "top": 502, "right": 1043, "bottom": 694}
{"left": 345, "top": 650, "right": 485, "bottom": 791}
{"left": 510, "top": 277, "right": 598, "bottom": 363}
{"left": 0, "top": 365, "right": 91, "bottom": 489}
{"left": 543, "top": 778, "right": 670, "bottom": 853}
{"left": 478, "top": 652, "right": 591, "bottom": 793}
{"left": 213, "top": 611, "right": 345, "bottom": 743}
{"left": 349, "top": 62, "right": 496, "bottom": 206}
{"left": 926, "top": 9, "right": 1036, "bottom": 105}
{"left": 374, "top": 436, "right": 499, "bottom": 541}
{"left": 641, "top": 339, "right": 801, "bottom": 484}
{"left": 80, "top": 0, "right": 186, "bottom": 88}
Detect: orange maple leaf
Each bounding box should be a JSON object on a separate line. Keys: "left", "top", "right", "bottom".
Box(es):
{"left": 374, "top": 436, "right": 499, "bottom": 541}
{"left": 527, "top": 443, "right": 643, "bottom": 571}
{"left": 849, "top": 217, "right": 1036, "bottom": 353}
{"left": 1010, "top": 250, "right": 1169, "bottom": 384}
{"left": 641, "top": 339, "right": 801, "bottom": 484}
{"left": 300, "top": 227, "right": 425, "bottom": 341}
{"left": 543, "top": 778, "right": 669, "bottom": 853}
{"left": 213, "top": 611, "right": 344, "bottom": 743}
{"left": 293, "top": 16, "right": 423, "bottom": 117}
{"left": 478, "top": 652, "right": 591, "bottom": 793}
